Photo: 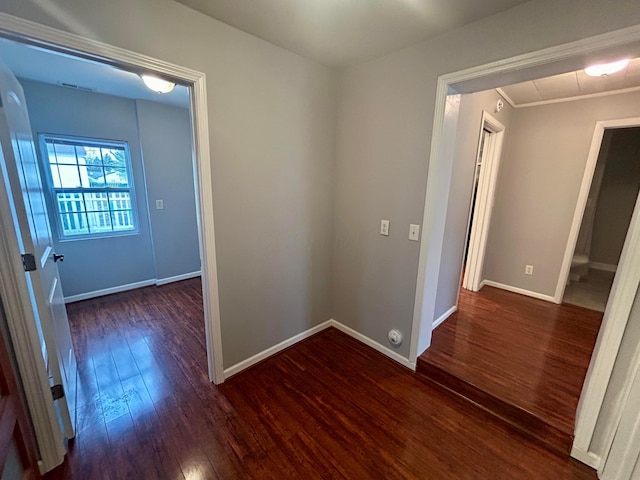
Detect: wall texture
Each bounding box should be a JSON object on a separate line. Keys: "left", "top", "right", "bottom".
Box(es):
{"left": 135, "top": 100, "right": 200, "bottom": 281}
{"left": 22, "top": 80, "right": 157, "bottom": 296}
{"left": 434, "top": 89, "right": 513, "bottom": 320}
{"left": 591, "top": 127, "right": 640, "bottom": 267}
{"left": 0, "top": 0, "right": 337, "bottom": 368}
{"left": 483, "top": 91, "right": 640, "bottom": 297}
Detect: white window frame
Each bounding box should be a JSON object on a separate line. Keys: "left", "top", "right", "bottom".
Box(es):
{"left": 38, "top": 134, "right": 139, "bottom": 240}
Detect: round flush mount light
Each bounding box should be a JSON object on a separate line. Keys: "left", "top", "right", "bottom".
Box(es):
{"left": 585, "top": 59, "right": 630, "bottom": 77}
{"left": 141, "top": 74, "right": 175, "bottom": 93}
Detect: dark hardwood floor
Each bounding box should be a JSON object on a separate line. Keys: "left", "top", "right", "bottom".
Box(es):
{"left": 418, "top": 286, "right": 602, "bottom": 454}
{"left": 45, "top": 279, "right": 596, "bottom": 479}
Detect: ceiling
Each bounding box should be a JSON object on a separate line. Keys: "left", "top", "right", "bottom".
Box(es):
{"left": 174, "top": 0, "right": 531, "bottom": 67}
{"left": 499, "top": 57, "right": 640, "bottom": 107}
{"left": 0, "top": 37, "right": 190, "bottom": 108}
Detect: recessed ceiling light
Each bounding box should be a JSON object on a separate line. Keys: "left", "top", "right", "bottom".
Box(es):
{"left": 584, "top": 59, "right": 630, "bottom": 77}
{"left": 141, "top": 74, "right": 175, "bottom": 93}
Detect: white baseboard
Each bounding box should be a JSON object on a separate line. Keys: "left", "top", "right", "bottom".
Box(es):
{"left": 327, "top": 319, "right": 416, "bottom": 371}
{"left": 433, "top": 306, "right": 457, "bottom": 330}
{"left": 570, "top": 445, "right": 601, "bottom": 470}
{"left": 590, "top": 262, "right": 617, "bottom": 273}
{"left": 483, "top": 280, "right": 556, "bottom": 303}
{"left": 64, "top": 271, "right": 201, "bottom": 303}
{"left": 223, "top": 320, "right": 333, "bottom": 379}
{"left": 156, "top": 270, "right": 201, "bottom": 286}
{"left": 479, "top": 279, "right": 487, "bottom": 289}
{"left": 64, "top": 279, "right": 156, "bottom": 303}
{"left": 223, "top": 318, "right": 416, "bottom": 380}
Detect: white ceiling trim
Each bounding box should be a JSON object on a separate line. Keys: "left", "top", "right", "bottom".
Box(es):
{"left": 496, "top": 84, "right": 640, "bottom": 108}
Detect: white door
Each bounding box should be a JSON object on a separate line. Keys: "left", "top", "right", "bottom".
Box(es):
{"left": 0, "top": 60, "right": 77, "bottom": 439}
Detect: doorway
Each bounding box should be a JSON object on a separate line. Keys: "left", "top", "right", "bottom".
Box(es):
{"left": 462, "top": 112, "right": 505, "bottom": 292}
{"left": 0, "top": 19, "right": 223, "bottom": 474}
{"left": 412, "top": 32, "right": 640, "bottom": 470}
{"left": 562, "top": 126, "right": 640, "bottom": 312}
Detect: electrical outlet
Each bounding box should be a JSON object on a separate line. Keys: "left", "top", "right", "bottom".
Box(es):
{"left": 409, "top": 224, "right": 420, "bottom": 241}
{"left": 525, "top": 265, "right": 534, "bottom": 275}
{"left": 380, "top": 220, "right": 389, "bottom": 236}
{"left": 155, "top": 199, "right": 164, "bottom": 210}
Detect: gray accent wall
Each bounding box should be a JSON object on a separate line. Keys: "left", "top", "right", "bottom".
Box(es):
{"left": 590, "top": 128, "right": 640, "bottom": 267}
{"left": 483, "top": 91, "right": 640, "bottom": 297}
{"left": 434, "top": 90, "right": 513, "bottom": 320}
{"left": 1, "top": 0, "right": 337, "bottom": 369}
{"left": 135, "top": 100, "right": 200, "bottom": 281}
{"left": 4, "top": 0, "right": 640, "bottom": 372}
{"left": 22, "top": 80, "right": 157, "bottom": 296}
{"left": 333, "top": 0, "right": 640, "bottom": 355}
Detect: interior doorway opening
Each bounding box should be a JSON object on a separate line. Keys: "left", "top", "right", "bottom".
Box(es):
{"left": 563, "top": 126, "right": 640, "bottom": 312}
{"left": 413, "top": 30, "right": 640, "bottom": 473}
{"left": 0, "top": 18, "right": 223, "bottom": 473}
{"left": 461, "top": 111, "right": 504, "bottom": 293}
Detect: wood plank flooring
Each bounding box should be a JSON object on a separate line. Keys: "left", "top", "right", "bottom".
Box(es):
{"left": 45, "top": 279, "right": 596, "bottom": 479}
{"left": 418, "top": 286, "right": 602, "bottom": 453}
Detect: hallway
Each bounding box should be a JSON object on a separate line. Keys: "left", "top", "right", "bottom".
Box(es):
{"left": 46, "top": 280, "right": 596, "bottom": 479}
{"left": 419, "top": 286, "right": 602, "bottom": 453}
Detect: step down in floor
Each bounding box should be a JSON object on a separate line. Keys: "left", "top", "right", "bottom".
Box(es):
{"left": 416, "top": 359, "right": 574, "bottom": 456}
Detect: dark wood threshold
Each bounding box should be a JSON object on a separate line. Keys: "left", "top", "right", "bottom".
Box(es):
{"left": 416, "top": 358, "right": 573, "bottom": 455}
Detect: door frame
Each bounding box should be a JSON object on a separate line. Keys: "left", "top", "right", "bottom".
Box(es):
{"left": 408, "top": 22, "right": 640, "bottom": 470}
{"left": 571, "top": 118, "right": 640, "bottom": 465}
{"left": 0, "top": 12, "right": 224, "bottom": 472}
{"left": 462, "top": 111, "right": 505, "bottom": 292}
{"left": 554, "top": 117, "right": 640, "bottom": 302}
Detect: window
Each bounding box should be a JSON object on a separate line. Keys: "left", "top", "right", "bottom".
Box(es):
{"left": 41, "top": 135, "right": 137, "bottom": 238}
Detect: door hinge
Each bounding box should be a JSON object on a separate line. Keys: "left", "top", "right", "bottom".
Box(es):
{"left": 21, "top": 253, "right": 36, "bottom": 272}
{"left": 50, "top": 384, "right": 65, "bottom": 401}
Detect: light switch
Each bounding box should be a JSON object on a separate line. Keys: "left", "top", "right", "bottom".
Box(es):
{"left": 156, "top": 200, "right": 164, "bottom": 210}
{"left": 409, "top": 224, "right": 420, "bottom": 241}
{"left": 380, "top": 220, "right": 389, "bottom": 236}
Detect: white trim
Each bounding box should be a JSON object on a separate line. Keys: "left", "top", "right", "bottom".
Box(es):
{"left": 329, "top": 320, "right": 416, "bottom": 371}
{"left": 63, "top": 271, "right": 203, "bottom": 302}
{"left": 0, "top": 12, "right": 225, "bottom": 471}
{"left": 223, "top": 319, "right": 416, "bottom": 379}
{"left": 495, "top": 88, "right": 516, "bottom": 108}
{"left": 590, "top": 262, "right": 618, "bottom": 273}
{"left": 570, "top": 446, "right": 602, "bottom": 470}
{"left": 574, "top": 189, "right": 640, "bottom": 463}
{"left": 63, "top": 279, "right": 156, "bottom": 303}
{"left": 482, "top": 280, "right": 557, "bottom": 303}
{"left": 554, "top": 117, "right": 640, "bottom": 304}
{"left": 223, "top": 320, "right": 333, "bottom": 379}
{"left": 0, "top": 150, "right": 66, "bottom": 471}
{"left": 505, "top": 85, "right": 640, "bottom": 109}
{"left": 463, "top": 112, "right": 505, "bottom": 293}
{"left": 156, "top": 270, "right": 201, "bottom": 286}
{"left": 600, "top": 366, "right": 640, "bottom": 479}
{"left": 410, "top": 29, "right": 640, "bottom": 470}
{"left": 432, "top": 306, "right": 456, "bottom": 330}
{"left": 478, "top": 279, "right": 488, "bottom": 290}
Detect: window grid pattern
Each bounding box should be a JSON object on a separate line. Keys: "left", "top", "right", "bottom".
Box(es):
{"left": 43, "top": 137, "right": 136, "bottom": 237}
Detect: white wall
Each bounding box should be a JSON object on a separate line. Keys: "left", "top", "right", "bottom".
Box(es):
{"left": 0, "top": 0, "right": 337, "bottom": 369}
{"left": 333, "top": 0, "right": 640, "bottom": 358}
{"left": 483, "top": 91, "right": 640, "bottom": 297}
{"left": 434, "top": 89, "right": 513, "bottom": 320}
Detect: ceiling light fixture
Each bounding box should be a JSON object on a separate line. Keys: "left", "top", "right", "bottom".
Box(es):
{"left": 141, "top": 74, "right": 175, "bottom": 93}
{"left": 584, "top": 59, "right": 630, "bottom": 77}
